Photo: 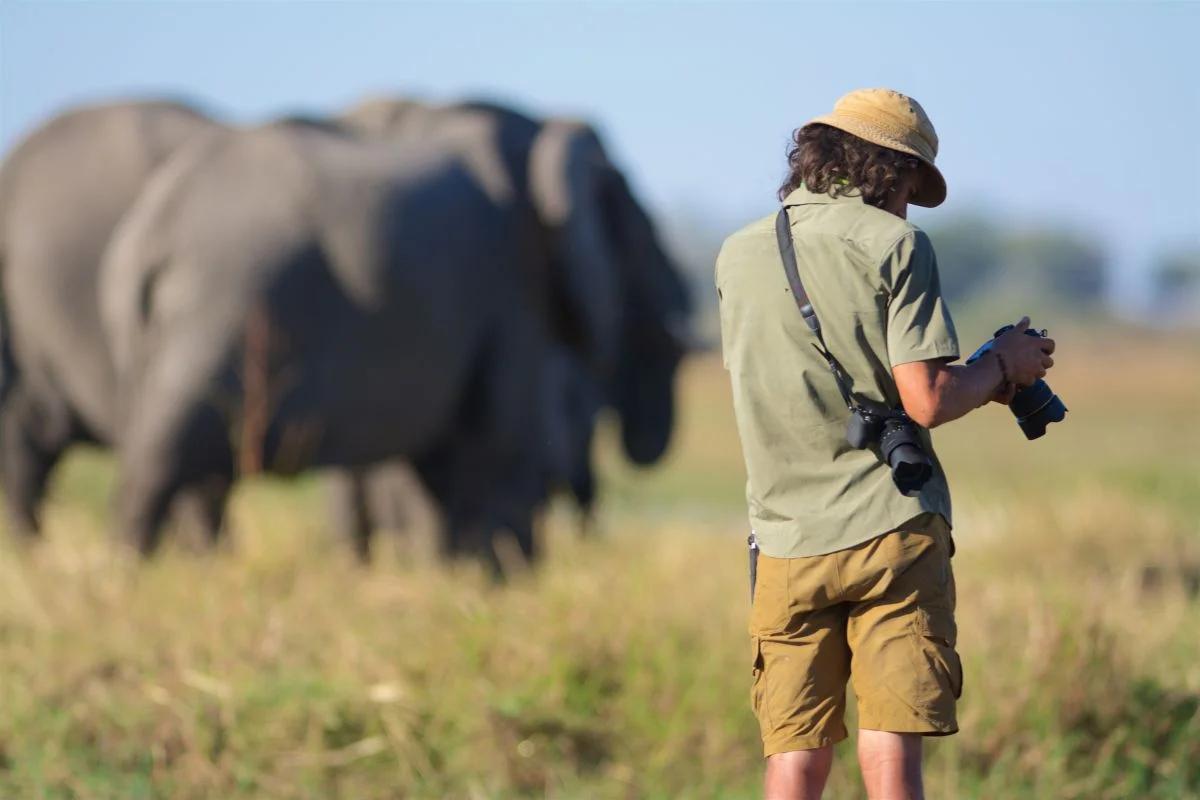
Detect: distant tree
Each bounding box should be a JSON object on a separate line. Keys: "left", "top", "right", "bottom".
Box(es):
{"left": 1151, "top": 250, "right": 1200, "bottom": 321}
{"left": 922, "top": 216, "right": 1005, "bottom": 305}
{"left": 1153, "top": 251, "right": 1200, "bottom": 296}
{"left": 1000, "top": 230, "right": 1109, "bottom": 311}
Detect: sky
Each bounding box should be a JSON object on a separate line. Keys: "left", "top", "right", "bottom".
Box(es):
{"left": 2, "top": 0, "right": 1198, "bottom": 308}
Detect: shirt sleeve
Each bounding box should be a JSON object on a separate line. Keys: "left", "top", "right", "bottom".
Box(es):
{"left": 714, "top": 246, "right": 728, "bottom": 370}
{"left": 882, "top": 229, "right": 960, "bottom": 367}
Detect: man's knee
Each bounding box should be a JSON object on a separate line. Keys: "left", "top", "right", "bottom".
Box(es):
{"left": 765, "top": 746, "right": 835, "bottom": 800}
{"left": 857, "top": 729, "right": 924, "bottom": 762}
{"left": 857, "top": 730, "right": 925, "bottom": 800}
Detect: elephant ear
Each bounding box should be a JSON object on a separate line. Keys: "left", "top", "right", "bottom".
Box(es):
{"left": 528, "top": 119, "right": 624, "bottom": 377}
{"left": 602, "top": 168, "right": 694, "bottom": 351}
{"left": 594, "top": 165, "right": 694, "bottom": 467}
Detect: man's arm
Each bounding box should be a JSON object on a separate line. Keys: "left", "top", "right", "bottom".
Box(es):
{"left": 880, "top": 231, "right": 1056, "bottom": 429}
{"left": 894, "top": 353, "right": 1008, "bottom": 430}
{"left": 881, "top": 229, "right": 966, "bottom": 427}
{"left": 894, "top": 316, "right": 1055, "bottom": 429}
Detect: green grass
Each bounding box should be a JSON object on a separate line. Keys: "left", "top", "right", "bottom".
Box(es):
{"left": 1, "top": 325, "right": 1198, "bottom": 799}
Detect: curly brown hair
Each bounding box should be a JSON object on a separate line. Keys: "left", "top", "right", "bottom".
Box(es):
{"left": 777, "top": 123, "right": 923, "bottom": 209}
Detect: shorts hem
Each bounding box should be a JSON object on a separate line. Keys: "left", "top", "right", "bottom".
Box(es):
{"left": 857, "top": 715, "right": 959, "bottom": 737}
{"left": 763, "top": 731, "right": 848, "bottom": 757}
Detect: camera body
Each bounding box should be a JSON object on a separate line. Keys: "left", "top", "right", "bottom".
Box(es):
{"left": 846, "top": 404, "right": 932, "bottom": 497}
{"left": 966, "top": 323, "right": 1067, "bottom": 440}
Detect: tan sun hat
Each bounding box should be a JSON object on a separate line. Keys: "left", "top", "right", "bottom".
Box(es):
{"left": 802, "top": 87, "right": 947, "bottom": 208}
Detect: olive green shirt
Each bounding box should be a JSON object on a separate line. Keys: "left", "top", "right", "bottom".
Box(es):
{"left": 715, "top": 185, "right": 960, "bottom": 558}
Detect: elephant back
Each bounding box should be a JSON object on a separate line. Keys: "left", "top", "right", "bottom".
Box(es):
{"left": 335, "top": 96, "right": 432, "bottom": 139}
{"left": 0, "top": 98, "right": 223, "bottom": 439}
{"left": 0, "top": 99, "right": 221, "bottom": 249}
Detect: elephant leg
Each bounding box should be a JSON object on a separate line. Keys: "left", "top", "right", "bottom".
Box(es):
{"left": 116, "top": 463, "right": 179, "bottom": 558}
{"left": 0, "top": 430, "right": 62, "bottom": 544}
{"left": 366, "top": 461, "right": 444, "bottom": 564}
{"left": 415, "top": 440, "right": 542, "bottom": 581}
{"left": 568, "top": 455, "right": 598, "bottom": 538}
{"left": 453, "top": 436, "right": 541, "bottom": 573}
{"left": 323, "top": 467, "right": 373, "bottom": 565}
{"left": 496, "top": 458, "right": 542, "bottom": 564}
{"left": 412, "top": 441, "right": 493, "bottom": 567}
{"left": 576, "top": 503, "right": 598, "bottom": 539}
{"left": 169, "top": 473, "right": 234, "bottom": 554}
{"left": 469, "top": 331, "right": 544, "bottom": 574}
{"left": 363, "top": 461, "right": 416, "bottom": 535}
{"left": 451, "top": 455, "right": 540, "bottom": 585}
{"left": 412, "top": 321, "right": 545, "bottom": 578}
{"left": 497, "top": 503, "right": 536, "bottom": 567}
{"left": 116, "top": 402, "right": 230, "bottom": 559}
{"left": 0, "top": 391, "right": 72, "bottom": 544}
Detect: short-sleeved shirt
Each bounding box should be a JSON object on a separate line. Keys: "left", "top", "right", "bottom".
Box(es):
{"left": 715, "top": 184, "right": 960, "bottom": 559}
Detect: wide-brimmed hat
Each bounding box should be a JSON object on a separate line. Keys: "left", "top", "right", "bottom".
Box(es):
{"left": 802, "top": 88, "right": 946, "bottom": 208}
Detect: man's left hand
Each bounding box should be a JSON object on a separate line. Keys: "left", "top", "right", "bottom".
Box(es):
{"left": 989, "top": 381, "right": 1017, "bottom": 406}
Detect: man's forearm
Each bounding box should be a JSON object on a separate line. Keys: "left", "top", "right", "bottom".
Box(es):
{"left": 897, "top": 352, "right": 1007, "bottom": 429}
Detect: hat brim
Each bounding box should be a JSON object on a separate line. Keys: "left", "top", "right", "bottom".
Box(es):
{"left": 803, "top": 114, "right": 947, "bottom": 208}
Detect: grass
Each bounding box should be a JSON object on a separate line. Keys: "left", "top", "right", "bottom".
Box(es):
{"left": 1, "top": 324, "right": 1199, "bottom": 799}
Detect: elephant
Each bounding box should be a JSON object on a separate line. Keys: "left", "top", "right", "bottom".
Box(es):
{"left": 0, "top": 98, "right": 227, "bottom": 547}
{"left": 0, "top": 96, "right": 628, "bottom": 565}
{"left": 323, "top": 340, "right": 605, "bottom": 561}
{"left": 322, "top": 96, "right": 693, "bottom": 560}
{"left": 97, "top": 113, "right": 587, "bottom": 572}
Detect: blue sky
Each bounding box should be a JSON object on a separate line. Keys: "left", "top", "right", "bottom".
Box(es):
{"left": 2, "top": 0, "right": 1198, "bottom": 304}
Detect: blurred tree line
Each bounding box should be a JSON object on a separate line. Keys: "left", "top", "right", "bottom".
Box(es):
{"left": 1152, "top": 249, "right": 1200, "bottom": 320}
{"left": 660, "top": 207, "right": 1200, "bottom": 349}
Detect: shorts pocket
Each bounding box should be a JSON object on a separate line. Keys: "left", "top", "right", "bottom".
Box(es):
{"left": 748, "top": 554, "right": 792, "bottom": 637}
{"left": 914, "top": 607, "right": 963, "bottom": 701}
{"left": 750, "top": 636, "right": 773, "bottom": 730}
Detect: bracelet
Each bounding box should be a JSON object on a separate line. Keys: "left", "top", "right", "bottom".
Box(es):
{"left": 993, "top": 351, "right": 1011, "bottom": 391}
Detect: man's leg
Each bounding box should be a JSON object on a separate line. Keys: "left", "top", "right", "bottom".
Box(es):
{"left": 764, "top": 746, "right": 835, "bottom": 799}
{"left": 857, "top": 730, "right": 924, "bottom": 800}
{"left": 750, "top": 550, "right": 851, "bottom": 800}
{"left": 842, "top": 517, "right": 961, "bottom": 800}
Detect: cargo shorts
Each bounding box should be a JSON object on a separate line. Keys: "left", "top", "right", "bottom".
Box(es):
{"left": 748, "top": 512, "right": 961, "bottom": 756}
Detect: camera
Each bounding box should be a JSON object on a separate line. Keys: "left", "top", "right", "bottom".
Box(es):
{"left": 966, "top": 323, "right": 1067, "bottom": 440}
{"left": 846, "top": 405, "right": 932, "bottom": 497}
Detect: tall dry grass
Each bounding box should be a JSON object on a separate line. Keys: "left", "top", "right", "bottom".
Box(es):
{"left": 0, "top": 325, "right": 1197, "bottom": 799}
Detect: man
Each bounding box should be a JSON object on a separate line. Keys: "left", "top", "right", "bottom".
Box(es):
{"left": 714, "top": 88, "right": 1056, "bottom": 800}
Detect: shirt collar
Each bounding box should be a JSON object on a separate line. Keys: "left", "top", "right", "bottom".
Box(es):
{"left": 781, "top": 182, "right": 865, "bottom": 208}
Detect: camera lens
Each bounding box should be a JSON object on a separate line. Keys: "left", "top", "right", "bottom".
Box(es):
{"left": 879, "top": 419, "right": 933, "bottom": 497}
{"left": 887, "top": 445, "right": 932, "bottom": 496}
{"left": 1009, "top": 379, "right": 1068, "bottom": 440}
{"left": 891, "top": 454, "right": 932, "bottom": 496}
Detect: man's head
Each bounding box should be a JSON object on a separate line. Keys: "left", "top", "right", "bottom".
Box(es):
{"left": 778, "top": 88, "right": 946, "bottom": 218}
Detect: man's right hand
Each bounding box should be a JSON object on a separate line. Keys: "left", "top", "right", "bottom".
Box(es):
{"left": 991, "top": 316, "right": 1056, "bottom": 388}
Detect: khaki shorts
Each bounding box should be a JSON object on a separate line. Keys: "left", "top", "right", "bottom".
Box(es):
{"left": 749, "top": 513, "right": 961, "bottom": 756}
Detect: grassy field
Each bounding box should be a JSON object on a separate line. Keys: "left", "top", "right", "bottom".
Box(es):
{"left": 1, "top": 322, "right": 1198, "bottom": 799}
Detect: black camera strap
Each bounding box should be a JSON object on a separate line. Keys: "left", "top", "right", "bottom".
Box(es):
{"left": 774, "top": 207, "right": 856, "bottom": 413}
